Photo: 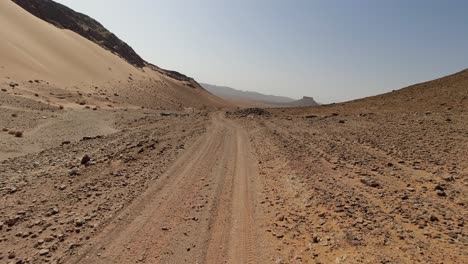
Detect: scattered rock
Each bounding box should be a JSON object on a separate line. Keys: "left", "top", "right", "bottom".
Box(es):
{"left": 360, "top": 177, "right": 380, "bottom": 188}
{"left": 227, "top": 108, "right": 271, "bottom": 118}
{"left": 434, "top": 185, "right": 447, "bottom": 196}
{"left": 5, "top": 217, "right": 20, "bottom": 227}
{"left": 8, "top": 251, "right": 15, "bottom": 259}
{"left": 38, "top": 249, "right": 49, "bottom": 256}
{"left": 81, "top": 154, "right": 90, "bottom": 165}
{"left": 7, "top": 186, "right": 17, "bottom": 194}
{"left": 312, "top": 235, "right": 321, "bottom": 243}
{"left": 68, "top": 169, "right": 79, "bottom": 177}
{"left": 441, "top": 174, "right": 454, "bottom": 182}
{"left": 75, "top": 218, "right": 86, "bottom": 227}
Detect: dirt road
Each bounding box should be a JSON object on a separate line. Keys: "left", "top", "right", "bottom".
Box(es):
{"left": 68, "top": 113, "right": 264, "bottom": 263}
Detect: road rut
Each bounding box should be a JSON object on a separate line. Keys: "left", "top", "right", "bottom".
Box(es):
{"left": 69, "top": 113, "right": 263, "bottom": 264}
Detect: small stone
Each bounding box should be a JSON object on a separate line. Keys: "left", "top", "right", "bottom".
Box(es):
{"left": 275, "top": 234, "right": 284, "bottom": 239}
{"left": 312, "top": 235, "right": 320, "bottom": 243}
{"left": 14, "top": 131, "right": 23, "bottom": 138}
{"left": 38, "top": 249, "right": 49, "bottom": 256}
{"left": 75, "top": 219, "right": 85, "bottom": 227}
{"left": 5, "top": 217, "right": 20, "bottom": 227}
{"left": 442, "top": 174, "right": 454, "bottom": 182}
{"left": 47, "top": 208, "right": 59, "bottom": 216}
{"left": 7, "top": 187, "right": 17, "bottom": 194}
{"left": 360, "top": 177, "right": 380, "bottom": 188}
{"left": 81, "top": 154, "right": 90, "bottom": 165}
{"left": 68, "top": 170, "right": 79, "bottom": 177}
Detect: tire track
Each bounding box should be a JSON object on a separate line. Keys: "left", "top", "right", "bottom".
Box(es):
{"left": 67, "top": 113, "right": 263, "bottom": 264}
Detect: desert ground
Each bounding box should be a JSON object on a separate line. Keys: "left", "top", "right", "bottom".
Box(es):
{"left": 1, "top": 1, "right": 467, "bottom": 263}
{"left": 2, "top": 70, "right": 467, "bottom": 263}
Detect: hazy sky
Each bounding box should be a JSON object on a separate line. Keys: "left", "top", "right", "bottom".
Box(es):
{"left": 54, "top": 0, "right": 468, "bottom": 103}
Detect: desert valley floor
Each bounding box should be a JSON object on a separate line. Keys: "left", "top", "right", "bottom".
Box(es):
{"left": 1, "top": 0, "right": 467, "bottom": 263}
{"left": 1, "top": 70, "right": 467, "bottom": 263}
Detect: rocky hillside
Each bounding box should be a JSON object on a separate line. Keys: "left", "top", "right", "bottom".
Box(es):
{"left": 333, "top": 68, "right": 468, "bottom": 112}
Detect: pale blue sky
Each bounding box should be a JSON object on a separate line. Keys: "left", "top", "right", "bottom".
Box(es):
{"left": 55, "top": 0, "right": 468, "bottom": 103}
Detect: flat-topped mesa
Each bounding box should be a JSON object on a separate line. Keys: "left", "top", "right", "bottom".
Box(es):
{"left": 287, "top": 96, "right": 319, "bottom": 107}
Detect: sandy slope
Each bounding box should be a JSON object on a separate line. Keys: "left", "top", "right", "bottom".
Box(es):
{"left": 0, "top": 0, "right": 228, "bottom": 160}
{"left": 0, "top": 0, "right": 141, "bottom": 85}
{"left": 0, "top": 0, "right": 227, "bottom": 110}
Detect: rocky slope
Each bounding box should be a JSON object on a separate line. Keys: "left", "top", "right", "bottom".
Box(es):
{"left": 229, "top": 69, "right": 468, "bottom": 263}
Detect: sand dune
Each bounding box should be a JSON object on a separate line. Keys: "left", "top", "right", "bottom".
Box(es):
{"left": 0, "top": 0, "right": 228, "bottom": 160}
{"left": 0, "top": 0, "right": 142, "bottom": 85}
{"left": 0, "top": 0, "right": 228, "bottom": 110}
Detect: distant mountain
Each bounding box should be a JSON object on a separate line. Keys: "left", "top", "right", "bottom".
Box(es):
{"left": 201, "top": 83, "right": 295, "bottom": 104}
{"left": 201, "top": 83, "right": 319, "bottom": 107}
